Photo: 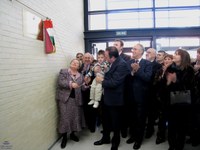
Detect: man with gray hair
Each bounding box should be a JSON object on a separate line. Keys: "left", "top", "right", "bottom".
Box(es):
{"left": 80, "top": 52, "right": 98, "bottom": 133}
{"left": 145, "top": 48, "right": 162, "bottom": 140}
{"left": 126, "top": 44, "right": 152, "bottom": 149}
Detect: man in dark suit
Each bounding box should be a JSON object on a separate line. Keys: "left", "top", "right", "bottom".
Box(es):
{"left": 93, "top": 46, "right": 129, "bottom": 150}
{"left": 113, "top": 39, "right": 131, "bottom": 138}
{"left": 80, "top": 52, "right": 98, "bottom": 133}
{"left": 126, "top": 44, "right": 152, "bottom": 149}
{"left": 113, "top": 39, "right": 131, "bottom": 62}
{"left": 145, "top": 48, "right": 162, "bottom": 140}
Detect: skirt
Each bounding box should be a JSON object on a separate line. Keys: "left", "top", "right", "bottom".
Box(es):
{"left": 58, "top": 97, "right": 86, "bottom": 134}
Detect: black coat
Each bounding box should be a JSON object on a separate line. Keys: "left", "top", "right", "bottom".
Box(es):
{"left": 102, "top": 57, "right": 129, "bottom": 106}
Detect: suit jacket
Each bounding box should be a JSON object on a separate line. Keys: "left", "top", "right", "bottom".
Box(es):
{"left": 151, "top": 60, "right": 162, "bottom": 79}
{"left": 102, "top": 57, "right": 130, "bottom": 106}
{"left": 127, "top": 58, "right": 152, "bottom": 103}
{"left": 120, "top": 53, "right": 131, "bottom": 62}
{"left": 149, "top": 60, "right": 162, "bottom": 92}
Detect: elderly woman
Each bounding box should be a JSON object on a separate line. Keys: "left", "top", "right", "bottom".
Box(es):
{"left": 56, "top": 59, "right": 86, "bottom": 149}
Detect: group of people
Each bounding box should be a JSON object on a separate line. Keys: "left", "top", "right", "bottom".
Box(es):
{"left": 55, "top": 39, "right": 200, "bottom": 150}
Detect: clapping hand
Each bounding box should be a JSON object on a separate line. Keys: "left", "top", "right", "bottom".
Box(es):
{"left": 131, "top": 63, "right": 140, "bottom": 73}
{"left": 166, "top": 72, "right": 177, "bottom": 85}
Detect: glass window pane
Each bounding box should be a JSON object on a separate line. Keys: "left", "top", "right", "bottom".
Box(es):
{"left": 109, "top": 40, "right": 150, "bottom": 47}
{"left": 107, "top": 0, "right": 136, "bottom": 10}
{"left": 170, "top": 38, "right": 200, "bottom": 47}
{"left": 91, "top": 42, "right": 107, "bottom": 58}
{"left": 139, "top": 19, "right": 153, "bottom": 28}
{"left": 124, "top": 41, "right": 140, "bottom": 47}
{"left": 156, "top": 37, "right": 200, "bottom": 50}
{"left": 89, "top": 0, "right": 106, "bottom": 11}
{"left": 108, "top": 11, "right": 153, "bottom": 29}
{"left": 169, "top": 0, "right": 200, "bottom": 7}
{"left": 89, "top": 14, "right": 106, "bottom": 30}
{"left": 156, "top": 9, "right": 200, "bottom": 27}
{"left": 169, "top": 10, "right": 200, "bottom": 27}
{"left": 107, "top": 0, "right": 152, "bottom": 10}
{"left": 155, "top": 0, "right": 169, "bottom": 7}
{"left": 108, "top": 12, "right": 138, "bottom": 29}
{"left": 156, "top": 0, "right": 200, "bottom": 7}
{"left": 138, "top": 0, "right": 153, "bottom": 8}
{"left": 140, "top": 40, "right": 151, "bottom": 47}
{"left": 156, "top": 38, "right": 170, "bottom": 47}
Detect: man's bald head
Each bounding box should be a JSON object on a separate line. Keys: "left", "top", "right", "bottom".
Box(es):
{"left": 146, "top": 48, "right": 156, "bottom": 62}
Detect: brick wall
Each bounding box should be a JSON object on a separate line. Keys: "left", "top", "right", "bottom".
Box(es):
{"left": 0, "top": 0, "right": 84, "bottom": 149}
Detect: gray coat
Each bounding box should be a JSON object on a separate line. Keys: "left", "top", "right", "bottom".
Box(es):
{"left": 56, "top": 68, "right": 86, "bottom": 133}
{"left": 56, "top": 68, "right": 84, "bottom": 106}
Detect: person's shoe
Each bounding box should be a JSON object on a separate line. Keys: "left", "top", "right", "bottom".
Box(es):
{"left": 61, "top": 136, "right": 67, "bottom": 149}
{"left": 93, "top": 101, "right": 99, "bottom": 108}
{"left": 145, "top": 128, "right": 154, "bottom": 139}
{"left": 121, "top": 129, "right": 127, "bottom": 138}
{"left": 70, "top": 133, "right": 79, "bottom": 142}
{"left": 133, "top": 142, "right": 141, "bottom": 149}
{"left": 88, "top": 100, "right": 95, "bottom": 105}
{"left": 126, "top": 137, "right": 134, "bottom": 144}
{"left": 94, "top": 139, "right": 110, "bottom": 145}
{"left": 156, "top": 136, "right": 165, "bottom": 144}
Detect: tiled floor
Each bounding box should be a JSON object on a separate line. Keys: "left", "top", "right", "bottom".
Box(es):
{"left": 50, "top": 127, "right": 200, "bottom": 150}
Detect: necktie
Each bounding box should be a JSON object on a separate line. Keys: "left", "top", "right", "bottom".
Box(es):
{"left": 135, "top": 59, "right": 139, "bottom": 63}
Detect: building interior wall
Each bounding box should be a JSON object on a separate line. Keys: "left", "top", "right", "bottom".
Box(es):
{"left": 0, "top": 0, "right": 84, "bottom": 149}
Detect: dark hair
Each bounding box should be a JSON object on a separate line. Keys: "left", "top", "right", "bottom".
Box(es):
{"left": 105, "top": 46, "right": 119, "bottom": 58}
{"left": 114, "top": 39, "right": 124, "bottom": 47}
{"left": 97, "top": 50, "right": 105, "bottom": 56}
{"left": 76, "top": 52, "right": 83, "bottom": 58}
{"left": 175, "top": 49, "right": 191, "bottom": 70}
{"left": 164, "top": 54, "right": 173, "bottom": 60}
{"left": 158, "top": 50, "right": 166, "bottom": 54}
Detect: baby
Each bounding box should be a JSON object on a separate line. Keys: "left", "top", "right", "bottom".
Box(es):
{"left": 87, "top": 50, "right": 109, "bottom": 108}
{"left": 88, "top": 64, "right": 104, "bottom": 108}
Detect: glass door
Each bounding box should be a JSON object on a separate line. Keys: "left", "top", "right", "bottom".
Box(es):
{"left": 90, "top": 37, "right": 152, "bottom": 59}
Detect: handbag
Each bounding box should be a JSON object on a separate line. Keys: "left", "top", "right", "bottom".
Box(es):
{"left": 170, "top": 90, "right": 191, "bottom": 105}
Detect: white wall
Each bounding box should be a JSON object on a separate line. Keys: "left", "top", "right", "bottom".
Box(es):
{"left": 0, "top": 0, "right": 84, "bottom": 149}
